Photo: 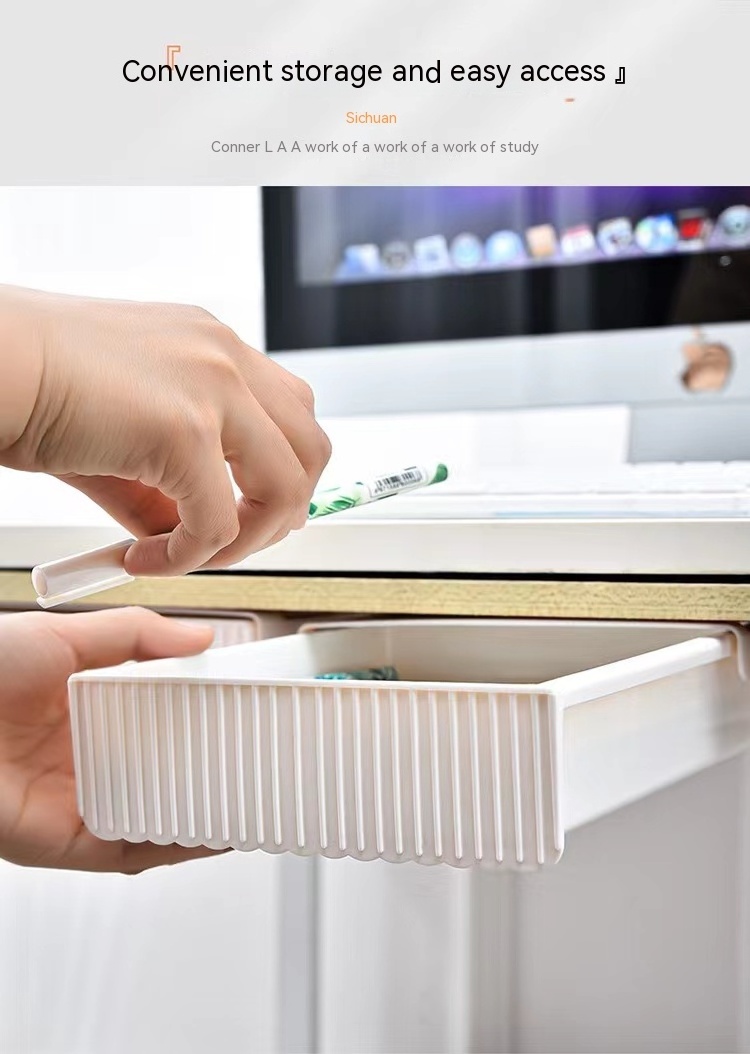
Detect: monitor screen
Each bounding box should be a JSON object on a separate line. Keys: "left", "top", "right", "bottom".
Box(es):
{"left": 295, "top": 187, "right": 750, "bottom": 287}
{"left": 263, "top": 186, "right": 750, "bottom": 353}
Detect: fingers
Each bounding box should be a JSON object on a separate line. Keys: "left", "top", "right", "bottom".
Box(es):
{"left": 60, "top": 389, "right": 322, "bottom": 575}
{"left": 124, "top": 440, "right": 240, "bottom": 577}
{"left": 227, "top": 347, "right": 332, "bottom": 489}
{"left": 62, "top": 323, "right": 332, "bottom": 577}
{"left": 192, "top": 391, "right": 311, "bottom": 570}
{"left": 57, "top": 475, "right": 180, "bottom": 537}
{"left": 190, "top": 353, "right": 331, "bottom": 570}
{"left": 201, "top": 517, "right": 295, "bottom": 571}
{"left": 116, "top": 841, "right": 233, "bottom": 874}
{"left": 46, "top": 607, "right": 214, "bottom": 672}
{"left": 61, "top": 826, "right": 233, "bottom": 873}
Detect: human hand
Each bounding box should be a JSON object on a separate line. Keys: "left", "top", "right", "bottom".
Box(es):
{"left": 0, "top": 285, "right": 331, "bottom": 576}
{"left": 0, "top": 606, "right": 225, "bottom": 872}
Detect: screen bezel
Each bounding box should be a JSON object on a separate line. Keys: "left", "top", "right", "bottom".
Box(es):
{"left": 262, "top": 186, "right": 750, "bottom": 353}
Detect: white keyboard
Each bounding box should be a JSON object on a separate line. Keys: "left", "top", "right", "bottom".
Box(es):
{"left": 353, "top": 462, "right": 750, "bottom": 518}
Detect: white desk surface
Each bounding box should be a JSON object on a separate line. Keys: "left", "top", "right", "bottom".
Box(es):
{"left": 1, "top": 469, "right": 750, "bottom": 577}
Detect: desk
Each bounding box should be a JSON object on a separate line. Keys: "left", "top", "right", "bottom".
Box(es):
{"left": 2, "top": 561, "right": 750, "bottom": 1052}
{"left": 2, "top": 569, "right": 750, "bottom": 621}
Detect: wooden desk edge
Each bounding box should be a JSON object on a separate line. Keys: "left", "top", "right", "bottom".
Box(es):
{"left": 1, "top": 570, "right": 750, "bottom": 622}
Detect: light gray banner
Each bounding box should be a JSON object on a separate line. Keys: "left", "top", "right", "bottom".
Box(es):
{"left": 1, "top": 0, "right": 748, "bottom": 184}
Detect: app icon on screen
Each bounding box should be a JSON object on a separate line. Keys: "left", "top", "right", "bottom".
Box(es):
{"left": 414, "top": 235, "right": 451, "bottom": 272}
{"left": 717, "top": 205, "right": 750, "bottom": 244}
{"left": 560, "top": 225, "right": 596, "bottom": 257}
{"left": 525, "top": 224, "right": 558, "bottom": 259}
{"left": 634, "top": 215, "right": 679, "bottom": 254}
{"left": 339, "top": 244, "right": 381, "bottom": 277}
{"left": 381, "top": 241, "right": 412, "bottom": 271}
{"left": 485, "top": 230, "right": 526, "bottom": 265}
{"left": 450, "top": 232, "right": 484, "bottom": 269}
{"left": 597, "top": 217, "right": 633, "bottom": 256}
{"left": 677, "top": 209, "right": 712, "bottom": 249}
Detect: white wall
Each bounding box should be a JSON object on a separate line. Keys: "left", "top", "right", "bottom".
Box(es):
{"left": 0, "top": 187, "right": 265, "bottom": 334}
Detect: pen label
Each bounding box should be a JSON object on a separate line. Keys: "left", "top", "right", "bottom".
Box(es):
{"left": 368, "top": 466, "right": 426, "bottom": 498}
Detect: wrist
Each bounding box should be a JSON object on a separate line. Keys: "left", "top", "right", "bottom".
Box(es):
{"left": 0, "top": 286, "right": 47, "bottom": 460}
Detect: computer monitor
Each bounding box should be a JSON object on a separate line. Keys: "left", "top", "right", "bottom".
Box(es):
{"left": 262, "top": 187, "right": 750, "bottom": 461}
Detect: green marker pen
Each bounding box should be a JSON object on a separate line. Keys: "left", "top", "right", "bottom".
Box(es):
{"left": 31, "top": 462, "right": 449, "bottom": 607}
{"left": 308, "top": 463, "right": 449, "bottom": 519}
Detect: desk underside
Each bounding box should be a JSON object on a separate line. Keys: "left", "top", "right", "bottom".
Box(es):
{"left": 1, "top": 570, "right": 750, "bottom": 622}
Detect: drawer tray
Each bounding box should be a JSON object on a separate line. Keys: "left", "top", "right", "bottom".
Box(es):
{"left": 68, "top": 619, "right": 750, "bottom": 869}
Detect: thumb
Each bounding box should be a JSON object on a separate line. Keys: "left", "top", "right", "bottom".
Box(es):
{"left": 46, "top": 607, "right": 214, "bottom": 672}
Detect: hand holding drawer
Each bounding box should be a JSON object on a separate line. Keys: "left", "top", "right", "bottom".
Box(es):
{"left": 0, "top": 606, "right": 227, "bottom": 873}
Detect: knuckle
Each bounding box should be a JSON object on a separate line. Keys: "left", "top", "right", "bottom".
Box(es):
{"left": 199, "top": 348, "right": 244, "bottom": 392}
{"left": 208, "top": 515, "right": 241, "bottom": 548}
{"left": 181, "top": 408, "right": 219, "bottom": 449}
{"left": 206, "top": 316, "right": 245, "bottom": 351}
{"left": 259, "top": 463, "right": 309, "bottom": 515}
{"left": 313, "top": 426, "right": 333, "bottom": 470}
{"left": 182, "top": 508, "right": 239, "bottom": 553}
{"left": 179, "top": 305, "right": 241, "bottom": 354}
{"left": 289, "top": 466, "right": 313, "bottom": 515}
{"left": 290, "top": 376, "right": 315, "bottom": 410}
{"left": 296, "top": 423, "right": 332, "bottom": 478}
{"left": 183, "top": 303, "right": 216, "bottom": 325}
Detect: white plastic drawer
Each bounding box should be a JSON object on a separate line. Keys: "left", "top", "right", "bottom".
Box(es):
{"left": 67, "top": 619, "right": 750, "bottom": 870}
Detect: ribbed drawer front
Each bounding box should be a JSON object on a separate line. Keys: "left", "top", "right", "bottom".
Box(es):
{"left": 70, "top": 679, "right": 562, "bottom": 868}
{"left": 69, "top": 619, "right": 749, "bottom": 870}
